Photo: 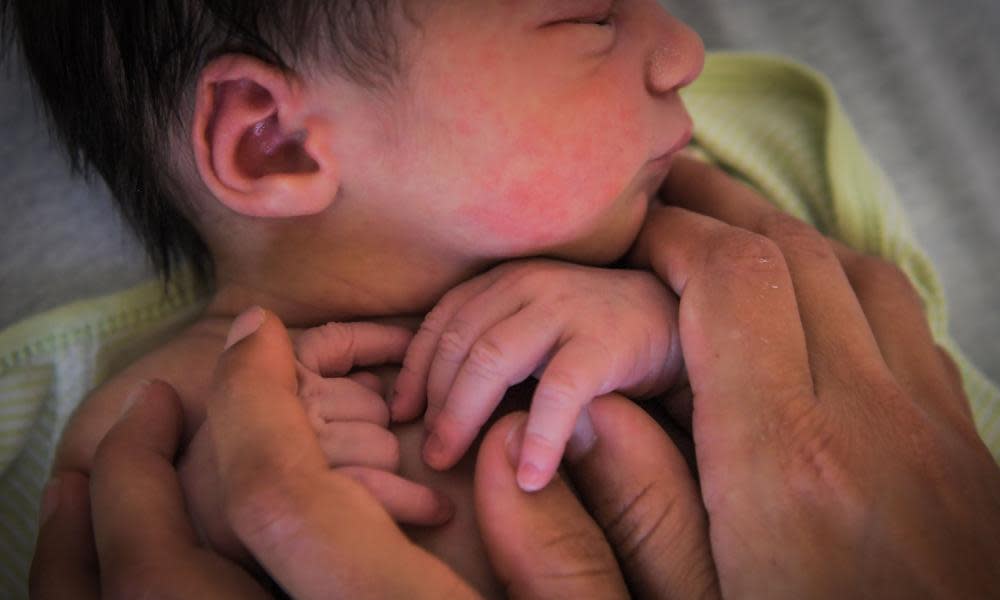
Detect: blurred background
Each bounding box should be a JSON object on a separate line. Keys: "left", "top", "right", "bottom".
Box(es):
{"left": 1, "top": 0, "right": 998, "bottom": 381}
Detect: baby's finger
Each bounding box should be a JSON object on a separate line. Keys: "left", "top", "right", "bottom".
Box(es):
{"left": 518, "top": 341, "right": 615, "bottom": 492}
{"left": 337, "top": 466, "right": 455, "bottom": 527}
{"left": 393, "top": 275, "right": 497, "bottom": 422}
{"left": 349, "top": 370, "right": 384, "bottom": 395}
{"left": 317, "top": 422, "right": 401, "bottom": 471}
{"left": 301, "top": 376, "right": 390, "bottom": 427}
{"left": 296, "top": 322, "right": 413, "bottom": 377}
{"left": 423, "top": 307, "right": 560, "bottom": 471}
{"left": 424, "top": 287, "right": 527, "bottom": 429}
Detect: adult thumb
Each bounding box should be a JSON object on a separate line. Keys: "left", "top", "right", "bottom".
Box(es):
{"left": 475, "top": 411, "right": 629, "bottom": 599}
{"left": 567, "top": 395, "right": 720, "bottom": 599}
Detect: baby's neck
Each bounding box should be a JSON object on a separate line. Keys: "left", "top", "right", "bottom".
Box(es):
{"left": 204, "top": 246, "right": 490, "bottom": 327}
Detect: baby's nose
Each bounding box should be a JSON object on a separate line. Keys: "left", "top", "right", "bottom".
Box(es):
{"left": 646, "top": 25, "right": 705, "bottom": 95}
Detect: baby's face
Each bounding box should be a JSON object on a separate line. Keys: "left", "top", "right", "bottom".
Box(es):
{"left": 328, "top": 0, "right": 704, "bottom": 264}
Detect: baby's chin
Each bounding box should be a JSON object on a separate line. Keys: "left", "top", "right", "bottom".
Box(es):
{"left": 543, "top": 188, "right": 652, "bottom": 266}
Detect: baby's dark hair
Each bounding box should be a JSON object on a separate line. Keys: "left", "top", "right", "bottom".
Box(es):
{"left": 1, "top": 1, "right": 401, "bottom": 282}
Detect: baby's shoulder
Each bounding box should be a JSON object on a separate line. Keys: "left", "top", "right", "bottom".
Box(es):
{"left": 54, "top": 317, "right": 232, "bottom": 473}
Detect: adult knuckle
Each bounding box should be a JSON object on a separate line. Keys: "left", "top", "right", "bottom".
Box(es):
{"left": 775, "top": 401, "right": 865, "bottom": 511}
{"left": 534, "top": 528, "right": 619, "bottom": 581}
{"left": 757, "top": 213, "right": 831, "bottom": 257}
{"left": 707, "top": 228, "right": 787, "bottom": 275}
{"left": 602, "top": 481, "right": 683, "bottom": 563}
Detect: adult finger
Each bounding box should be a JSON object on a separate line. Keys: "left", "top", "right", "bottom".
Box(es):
{"left": 662, "top": 157, "right": 888, "bottom": 394}
{"left": 393, "top": 274, "right": 498, "bottom": 422}
{"left": 295, "top": 321, "right": 413, "bottom": 377}
{"left": 663, "top": 157, "right": 965, "bottom": 422}
{"left": 423, "top": 306, "right": 560, "bottom": 472}
{"left": 29, "top": 473, "right": 99, "bottom": 600}
{"left": 832, "top": 241, "right": 973, "bottom": 424}
{"left": 475, "top": 412, "right": 629, "bottom": 600}
{"left": 566, "top": 395, "right": 720, "bottom": 599}
{"left": 631, "top": 204, "right": 815, "bottom": 460}
{"left": 91, "top": 380, "right": 269, "bottom": 598}
{"left": 212, "top": 308, "right": 478, "bottom": 599}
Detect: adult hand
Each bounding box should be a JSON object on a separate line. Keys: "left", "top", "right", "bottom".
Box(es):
{"left": 30, "top": 309, "right": 478, "bottom": 598}
{"left": 629, "top": 156, "right": 1000, "bottom": 597}
{"left": 30, "top": 308, "right": 720, "bottom": 599}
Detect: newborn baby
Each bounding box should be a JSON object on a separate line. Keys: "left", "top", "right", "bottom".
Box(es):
{"left": 4, "top": 0, "right": 704, "bottom": 595}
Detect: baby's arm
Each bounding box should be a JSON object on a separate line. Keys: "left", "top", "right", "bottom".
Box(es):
{"left": 393, "top": 259, "right": 683, "bottom": 492}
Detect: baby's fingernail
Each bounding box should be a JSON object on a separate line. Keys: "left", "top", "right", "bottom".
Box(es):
{"left": 517, "top": 461, "right": 548, "bottom": 493}
{"left": 39, "top": 477, "right": 61, "bottom": 527}
{"left": 120, "top": 379, "right": 151, "bottom": 418}
{"left": 423, "top": 431, "right": 447, "bottom": 469}
{"left": 505, "top": 418, "right": 526, "bottom": 469}
{"left": 225, "top": 306, "right": 266, "bottom": 350}
{"left": 433, "top": 491, "right": 455, "bottom": 524}
{"left": 565, "top": 407, "right": 597, "bottom": 463}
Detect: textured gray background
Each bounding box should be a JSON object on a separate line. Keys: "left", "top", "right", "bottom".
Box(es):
{"left": 1, "top": 1, "right": 998, "bottom": 381}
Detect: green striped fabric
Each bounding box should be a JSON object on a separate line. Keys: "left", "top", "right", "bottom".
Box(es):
{"left": 1, "top": 53, "right": 997, "bottom": 597}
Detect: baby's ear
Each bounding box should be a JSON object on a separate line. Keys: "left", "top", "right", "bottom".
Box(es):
{"left": 192, "top": 54, "right": 338, "bottom": 218}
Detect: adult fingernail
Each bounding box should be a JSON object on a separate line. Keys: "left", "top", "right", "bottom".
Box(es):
{"left": 505, "top": 418, "right": 526, "bottom": 469}
{"left": 225, "top": 306, "right": 266, "bottom": 350}
{"left": 39, "top": 477, "right": 60, "bottom": 527}
{"left": 565, "top": 407, "right": 597, "bottom": 463}
{"left": 120, "top": 379, "right": 151, "bottom": 418}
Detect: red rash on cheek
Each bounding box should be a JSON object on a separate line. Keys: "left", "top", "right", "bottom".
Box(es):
{"left": 439, "top": 41, "right": 646, "bottom": 255}
{"left": 457, "top": 123, "right": 633, "bottom": 252}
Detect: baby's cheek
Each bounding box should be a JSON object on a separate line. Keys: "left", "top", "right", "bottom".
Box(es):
{"left": 457, "top": 109, "right": 640, "bottom": 253}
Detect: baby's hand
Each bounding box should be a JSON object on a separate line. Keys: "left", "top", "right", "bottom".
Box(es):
{"left": 393, "top": 259, "right": 683, "bottom": 491}
{"left": 294, "top": 322, "right": 454, "bottom": 525}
